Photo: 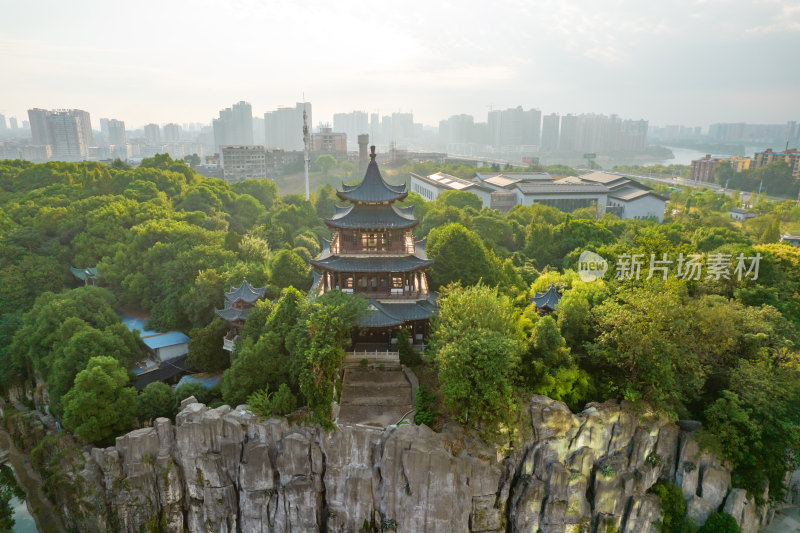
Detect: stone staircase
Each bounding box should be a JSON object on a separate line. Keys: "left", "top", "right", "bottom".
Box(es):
{"left": 337, "top": 366, "right": 414, "bottom": 426}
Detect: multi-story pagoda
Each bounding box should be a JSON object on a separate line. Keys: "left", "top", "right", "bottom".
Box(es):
{"left": 215, "top": 279, "right": 266, "bottom": 353}
{"left": 309, "top": 146, "right": 435, "bottom": 347}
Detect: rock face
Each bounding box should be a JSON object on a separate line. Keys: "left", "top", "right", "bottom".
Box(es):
{"left": 59, "top": 396, "right": 768, "bottom": 532}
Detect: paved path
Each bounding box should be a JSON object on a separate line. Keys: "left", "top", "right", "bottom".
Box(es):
{"left": 338, "top": 366, "right": 414, "bottom": 426}
{"left": 762, "top": 507, "right": 800, "bottom": 532}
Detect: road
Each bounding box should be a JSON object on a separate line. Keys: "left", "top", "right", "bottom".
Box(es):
{"left": 581, "top": 168, "right": 789, "bottom": 203}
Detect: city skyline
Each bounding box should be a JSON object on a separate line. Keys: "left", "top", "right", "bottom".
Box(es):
{"left": 1, "top": 0, "right": 798, "bottom": 129}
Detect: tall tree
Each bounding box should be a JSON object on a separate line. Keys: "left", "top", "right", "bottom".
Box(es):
{"left": 62, "top": 356, "right": 137, "bottom": 444}
{"left": 315, "top": 154, "right": 338, "bottom": 177}
{"left": 431, "top": 284, "right": 521, "bottom": 441}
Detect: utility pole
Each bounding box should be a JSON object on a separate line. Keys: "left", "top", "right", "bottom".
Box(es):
{"left": 302, "top": 97, "right": 310, "bottom": 201}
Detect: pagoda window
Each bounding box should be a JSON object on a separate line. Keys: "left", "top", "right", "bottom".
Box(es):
{"left": 392, "top": 276, "right": 403, "bottom": 289}
{"left": 351, "top": 232, "right": 358, "bottom": 246}
{"left": 360, "top": 276, "right": 368, "bottom": 288}
{"left": 344, "top": 276, "right": 354, "bottom": 289}
{"left": 362, "top": 233, "right": 378, "bottom": 249}
{"left": 386, "top": 233, "right": 393, "bottom": 247}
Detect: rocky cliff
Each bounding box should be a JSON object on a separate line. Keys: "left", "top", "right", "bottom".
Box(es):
{"left": 40, "top": 396, "right": 772, "bottom": 532}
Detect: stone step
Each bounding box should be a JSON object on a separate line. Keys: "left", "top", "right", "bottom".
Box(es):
{"left": 343, "top": 370, "right": 408, "bottom": 386}
{"left": 337, "top": 366, "right": 414, "bottom": 426}
{"left": 340, "top": 394, "right": 412, "bottom": 407}
{"left": 337, "top": 405, "right": 414, "bottom": 426}
{"left": 340, "top": 383, "right": 412, "bottom": 398}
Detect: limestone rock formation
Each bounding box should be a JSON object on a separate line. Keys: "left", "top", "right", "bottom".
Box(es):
{"left": 46, "top": 396, "right": 771, "bottom": 532}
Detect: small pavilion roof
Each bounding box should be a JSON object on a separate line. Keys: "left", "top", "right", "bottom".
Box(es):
{"left": 70, "top": 266, "right": 98, "bottom": 280}
{"left": 324, "top": 203, "right": 418, "bottom": 230}
{"left": 215, "top": 301, "right": 252, "bottom": 322}
{"left": 336, "top": 146, "right": 407, "bottom": 203}
{"left": 531, "top": 284, "right": 561, "bottom": 311}
{"left": 224, "top": 279, "right": 266, "bottom": 304}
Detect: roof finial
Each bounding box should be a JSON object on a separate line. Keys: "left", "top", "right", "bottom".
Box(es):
{"left": 370, "top": 145, "right": 376, "bottom": 162}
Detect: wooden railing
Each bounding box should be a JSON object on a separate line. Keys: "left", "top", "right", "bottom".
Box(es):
{"left": 344, "top": 350, "right": 399, "bottom": 365}
{"left": 222, "top": 335, "right": 238, "bottom": 352}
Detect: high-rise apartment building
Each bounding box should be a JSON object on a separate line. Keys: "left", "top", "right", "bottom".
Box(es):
{"left": 264, "top": 103, "right": 311, "bottom": 152}
{"left": 487, "top": 106, "right": 541, "bottom": 150}
{"left": 213, "top": 101, "right": 254, "bottom": 151}
{"left": 163, "top": 123, "right": 182, "bottom": 142}
{"left": 440, "top": 114, "right": 476, "bottom": 144}
{"left": 221, "top": 145, "right": 267, "bottom": 181}
{"left": 144, "top": 124, "right": 161, "bottom": 145}
{"left": 28, "top": 108, "right": 52, "bottom": 145}
{"left": 0, "top": 114, "right": 6, "bottom": 131}
{"left": 556, "top": 114, "right": 647, "bottom": 153}
{"left": 559, "top": 115, "right": 579, "bottom": 151}
{"left": 333, "top": 111, "right": 369, "bottom": 148}
{"left": 107, "top": 119, "right": 126, "bottom": 145}
{"left": 8, "top": 118, "right": 18, "bottom": 130}
{"left": 46, "top": 109, "right": 93, "bottom": 161}
{"left": 541, "top": 113, "right": 560, "bottom": 151}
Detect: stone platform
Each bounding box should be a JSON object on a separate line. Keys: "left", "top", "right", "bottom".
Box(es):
{"left": 337, "top": 367, "right": 413, "bottom": 426}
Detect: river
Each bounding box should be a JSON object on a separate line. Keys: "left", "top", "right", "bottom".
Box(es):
{"left": 641, "top": 145, "right": 765, "bottom": 166}
{"left": 0, "top": 464, "right": 38, "bottom": 532}
{"left": 0, "top": 430, "right": 63, "bottom": 533}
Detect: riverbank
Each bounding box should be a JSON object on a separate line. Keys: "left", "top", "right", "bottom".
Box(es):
{"left": 0, "top": 430, "right": 63, "bottom": 533}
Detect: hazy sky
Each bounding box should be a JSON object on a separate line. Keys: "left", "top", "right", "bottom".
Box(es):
{"left": 2, "top": 0, "right": 798, "bottom": 129}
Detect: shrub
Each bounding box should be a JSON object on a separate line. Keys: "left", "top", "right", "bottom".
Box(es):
{"left": 247, "top": 384, "right": 298, "bottom": 418}
{"left": 649, "top": 481, "right": 696, "bottom": 533}
{"left": 397, "top": 329, "right": 421, "bottom": 366}
{"left": 175, "top": 382, "right": 214, "bottom": 405}
{"left": 414, "top": 385, "right": 436, "bottom": 426}
{"left": 599, "top": 464, "right": 616, "bottom": 478}
{"left": 698, "top": 512, "right": 740, "bottom": 533}
{"left": 137, "top": 382, "right": 176, "bottom": 422}
{"left": 271, "top": 384, "right": 298, "bottom": 415}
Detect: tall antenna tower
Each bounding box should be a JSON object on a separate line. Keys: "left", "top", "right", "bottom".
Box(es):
{"left": 302, "top": 96, "right": 310, "bottom": 201}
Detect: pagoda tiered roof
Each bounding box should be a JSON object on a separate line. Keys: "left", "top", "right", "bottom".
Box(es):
{"left": 215, "top": 300, "right": 252, "bottom": 322}
{"left": 308, "top": 254, "right": 432, "bottom": 273}
{"left": 224, "top": 279, "right": 266, "bottom": 304}
{"left": 358, "top": 297, "right": 437, "bottom": 327}
{"left": 324, "top": 203, "right": 418, "bottom": 230}
{"left": 336, "top": 147, "right": 407, "bottom": 204}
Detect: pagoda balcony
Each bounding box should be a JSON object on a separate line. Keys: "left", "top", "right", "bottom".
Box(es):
{"left": 329, "top": 233, "right": 415, "bottom": 255}
{"left": 223, "top": 332, "right": 239, "bottom": 352}
{"left": 321, "top": 287, "right": 427, "bottom": 299}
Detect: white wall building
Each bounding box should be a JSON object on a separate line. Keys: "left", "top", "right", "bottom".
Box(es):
{"left": 410, "top": 172, "right": 492, "bottom": 206}
{"left": 570, "top": 172, "right": 667, "bottom": 222}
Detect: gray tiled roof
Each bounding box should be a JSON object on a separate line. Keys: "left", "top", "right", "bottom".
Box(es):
{"left": 357, "top": 298, "right": 437, "bottom": 327}
{"left": 224, "top": 279, "right": 266, "bottom": 303}
{"left": 337, "top": 160, "right": 407, "bottom": 203}
{"left": 531, "top": 284, "right": 561, "bottom": 310}
{"left": 309, "top": 254, "right": 433, "bottom": 273}
{"left": 214, "top": 301, "right": 252, "bottom": 322}
{"left": 515, "top": 183, "right": 609, "bottom": 195}
{"left": 325, "top": 204, "right": 418, "bottom": 229}
{"left": 70, "top": 266, "right": 98, "bottom": 280}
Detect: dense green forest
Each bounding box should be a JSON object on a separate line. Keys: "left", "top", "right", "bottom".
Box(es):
{"left": 1, "top": 156, "right": 799, "bottom": 501}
